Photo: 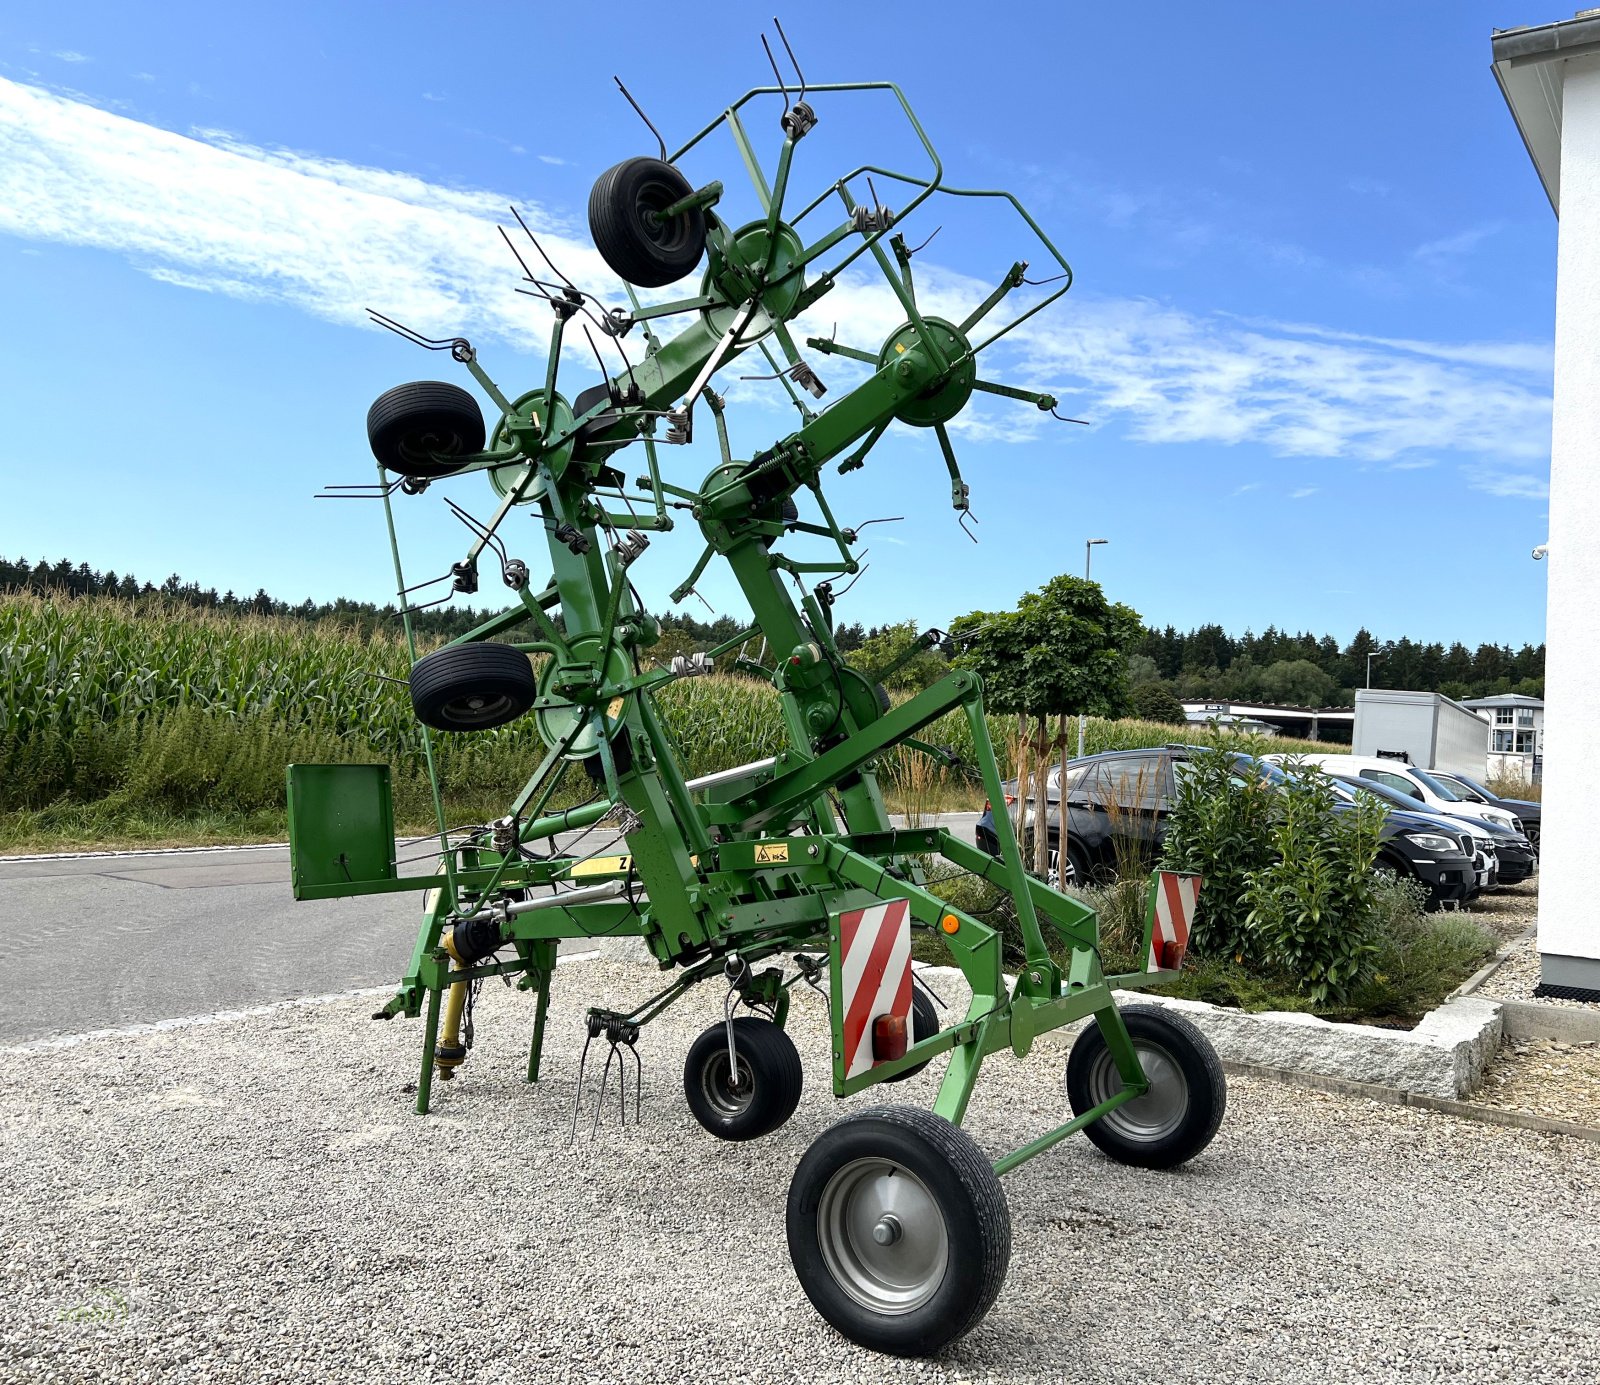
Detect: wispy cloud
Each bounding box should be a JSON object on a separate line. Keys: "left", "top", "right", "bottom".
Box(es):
{"left": 1231, "top": 482, "right": 1260, "bottom": 496}
{"left": 0, "top": 77, "right": 1555, "bottom": 501}
{"left": 0, "top": 77, "right": 604, "bottom": 353}
{"left": 50, "top": 50, "right": 90, "bottom": 64}
{"left": 1413, "top": 222, "right": 1503, "bottom": 268}
{"left": 1462, "top": 466, "right": 1549, "bottom": 500}
{"left": 538, "top": 154, "right": 567, "bottom": 167}
{"left": 1289, "top": 486, "right": 1319, "bottom": 500}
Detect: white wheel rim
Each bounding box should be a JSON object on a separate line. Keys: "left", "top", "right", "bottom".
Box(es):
{"left": 816, "top": 1158, "right": 949, "bottom": 1314}
{"left": 1086, "top": 1039, "right": 1190, "bottom": 1142}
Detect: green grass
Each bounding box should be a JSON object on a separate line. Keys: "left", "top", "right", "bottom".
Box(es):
{"left": 0, "top": 592, "right": 1343, "bottom": 852}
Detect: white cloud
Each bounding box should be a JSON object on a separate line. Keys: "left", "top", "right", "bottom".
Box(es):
{"left": 1231, "top": 482, "right": 1260, "bottom": 496}
{"left": 51, "top": 50, "right": 90, "bottom": 64}
{"left": 538, "top": 154, "right": 568, "bottom": 166}
{"left": 1012, "top": 296, "right": 1552, "bottom": 493}
{"left": 0, "top": 76, "right": 1555, "bottom": 501}
{"left": 1462, "top": 466, "right": 1549, "bottom": 500}
{"left": 1289, "top": 486, "right": 1319, "bottom": 500}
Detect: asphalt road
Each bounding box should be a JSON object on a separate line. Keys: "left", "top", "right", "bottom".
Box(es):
{"left": 0, "top": 812, "right": 982, "bottom": 1045}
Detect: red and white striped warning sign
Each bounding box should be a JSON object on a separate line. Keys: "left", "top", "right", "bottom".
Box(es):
{"left": 837, "top": 898, "right": 912, "bottom": 1079}
{"left": 1148, "top": 871, "right": 1201, "bottom": 971}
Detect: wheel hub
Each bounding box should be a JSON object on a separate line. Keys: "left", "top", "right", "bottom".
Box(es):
{"left": 817, "top": 1158, "right": 949, "bottom": 1315}
{"left": 876, "top": 317, "right": 976, "bottom": 427}
{"left": 1087, "top": 1040, "right": 1189, "bottom": 1141}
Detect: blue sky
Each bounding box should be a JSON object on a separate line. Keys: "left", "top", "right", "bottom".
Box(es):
{"left": 0, "top": 1, "right": 1559, "bottom": 647}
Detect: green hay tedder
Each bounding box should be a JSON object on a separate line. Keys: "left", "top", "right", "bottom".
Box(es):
{"left": 288, "top": 28, "right": 1225, "bottom": 1356}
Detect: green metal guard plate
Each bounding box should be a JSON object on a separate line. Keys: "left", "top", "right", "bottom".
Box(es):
{"left": 286, "top": 763, "right": 397, "bottom": 898}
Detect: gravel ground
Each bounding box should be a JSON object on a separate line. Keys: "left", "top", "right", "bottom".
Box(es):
{"left": 1474, "top": 932, "right": 1600, "bottom": 1011}
{"left": 3, "top": 958, "right": 1598, "bottom": 1385}
{"left": 1476, "top": 1036, "right": 1600, "bottom": 1126}
{"left": 1454, "top": 880, "right": 1540, "bottom": 945}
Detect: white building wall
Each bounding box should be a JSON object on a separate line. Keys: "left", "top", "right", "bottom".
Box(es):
{"left": 1539, "top": 56, "right": 1600, "bottom": 978}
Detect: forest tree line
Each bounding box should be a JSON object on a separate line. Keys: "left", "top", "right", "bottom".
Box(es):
{"left": 0, "top": 554, "right": 1543, "bottom": 705}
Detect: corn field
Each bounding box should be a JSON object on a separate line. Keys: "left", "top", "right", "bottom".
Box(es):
{"left": 0, "top": 592, "right": 1339, "bottom": 828}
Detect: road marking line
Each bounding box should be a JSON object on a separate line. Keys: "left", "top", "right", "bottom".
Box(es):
{"left": 1, "top": 948, "right": 610, "bottom": 1055}
{"left": 0, "top": 986, "right": 395, "bottom": 1055}
{"left": 0, "top": 842, "right": 292, "bottom": 864}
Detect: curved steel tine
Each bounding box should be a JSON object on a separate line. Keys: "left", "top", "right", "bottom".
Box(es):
{"left": 568, "top": 1028, "right": 595, "bottom": 1147}
{"left": 591, "top": 1045, "right": 618, "bottom": 1138}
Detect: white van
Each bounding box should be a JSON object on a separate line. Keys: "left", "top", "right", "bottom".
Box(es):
{"left": 1266, "top": 754, "right": 1524, "bottom": 833}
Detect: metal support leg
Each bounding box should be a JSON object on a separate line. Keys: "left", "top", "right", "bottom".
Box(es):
{"left": 932, "top": 1023, "right": 989, "bottom": 1127}
{"left": 527, "top": 943, "right": 555, "bottom": 1084}
{"left": 417, "top": 984, "right": 442, "bottom": 1116}
{"left": 1090, "top": 1001, "right": 1149, "bottom": 1090}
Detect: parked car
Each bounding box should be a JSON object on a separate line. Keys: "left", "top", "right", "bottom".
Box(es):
{"left": 1326, "top": 771, "right": 1535, "bottom": 886}
{"left": 1273, "top": 754, "right": 1525, "bottom": 835}
{"left": 1423, "top": 770, "right": 1541, "bottom": 850}
{"left": 975, "top": 746, "right": 1477, "bottom": 909}
{"left": 1323, "top": 772, "right": 1518, "bottom": 890}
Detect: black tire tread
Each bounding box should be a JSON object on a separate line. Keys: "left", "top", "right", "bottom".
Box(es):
{"left": 1066, "top": 1004, "right": 1226, "bottom": 1169}
{"left": 588, "top": 157, "right": 706, "bottom": 288}
{"left": 682, "top": 1016, "right": 802, "bottom": 1141}
{"left": 787, "top": 1105, "right": 1011, "bottom": 1356}
{"left": 409, "top": 643, "right": 537, "bottom": 732}
{"left": 367, "top": 380, "right": 485, "bottom": 478}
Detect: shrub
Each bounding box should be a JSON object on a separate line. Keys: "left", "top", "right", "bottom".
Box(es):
{"left": 1160, "top": 745, "right": 1385, "bottom": 1005}
{"left": 1129, "top": 681, "right": 1186, "bottom": 725}
{"left": 1159, "top": 745, "right": 1278, "bottom": 961}
{"left": 1336, "top": 875, "right": 1497, "bottom": 1022}
{"left": 1242, "top": 759, "right": 1384, "bottom": 1005}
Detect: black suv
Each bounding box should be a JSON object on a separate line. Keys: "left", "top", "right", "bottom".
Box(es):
{"left": 975, "top": 746, "right": 1477, "bottom": 910}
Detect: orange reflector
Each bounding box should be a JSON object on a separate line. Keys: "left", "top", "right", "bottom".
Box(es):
{"left": 1157, "top": 938, "right": 1187, "bottom": 971}
{"left": 940, "top": 914, "right": 960, "bottom": 935}
{"left": 872, "top": 1013, "right": 908, "bottom": 1062}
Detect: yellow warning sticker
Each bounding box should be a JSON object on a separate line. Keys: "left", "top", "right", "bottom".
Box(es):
{"left": 571, "top": 854, "right": 631, "bottom": 878}
{"left": 606, "top": 697, "right": 625, "bottom": 720}
{"left": 894, "top": 342, "right": 907, "bottom": 354}
{"left": 754, "top": 843, "right": 790, "bottom": 864}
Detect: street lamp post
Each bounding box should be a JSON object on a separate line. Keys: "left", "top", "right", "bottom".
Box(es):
{"left": 1078, "top": 539, "right": 1109, "bottom": 757}
{"left": 1366, "top": 650, "right": 1386, "bottom": 689}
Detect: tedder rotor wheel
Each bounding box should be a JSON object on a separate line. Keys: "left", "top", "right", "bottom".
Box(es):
{"left": 409, "top": 643, "right": 538, "bottom": 732}
{"left": 879, "top": 987, "right": 938, "bottom": 1085}
{"left": 367, "top": 381, "right": 486, "bottom": 478}
{"left": 588, "top": 157, "right": 707, "bottom": 288}
{"left": 683, "top": 1016, "right": 803, "bottom": 1141}
{"left": 787, "top": 1106, "right": 1011, "bottom": 1357}
{"left": 1065, "top": 1004, "right": 1226, "bottom": 1169}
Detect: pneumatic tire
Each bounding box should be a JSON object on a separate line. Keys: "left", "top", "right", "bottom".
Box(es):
{"left": 588, "top": 157, "right": 707, "bottom": 288}
{"left": 683, "top": 1016, "right": 802, "bottom": 1141}
{"left": 787, "top": 1106, "right": 1011, "bottom": 1356}
{"left": 409, "top": 643, "right": 537, "bottom": 732}
{"left": 367, "top": 381, "right": 486, "bottom": 478}
{"left": 1065, "top": 1004, "right": 1226, "bottom": 1169}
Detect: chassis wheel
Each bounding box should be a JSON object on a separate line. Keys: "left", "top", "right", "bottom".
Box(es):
{"left": 880, "top": 987, "right": 938, "bottom": 1085}
{"left": 409, "top": 643, "right": 537, "bottom": 732}
{"left": 588, "top": 157, "right": 707, "bottom": 288}
{"left": 1066, "top": 1005, "right": 1226, "bottom": 1169}
{"left": 787, "top": 1106, "right": 1011, "bottom": 1357}
{"left": 367, "top": 381, "right": 486, "bottom": 478}
{"left": 683, "top": 1016, "right": 802, "bottom": 1141}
